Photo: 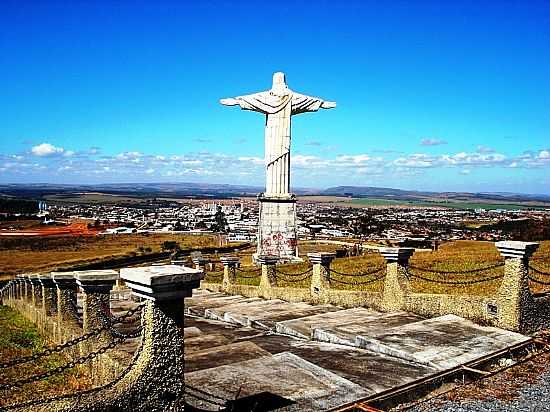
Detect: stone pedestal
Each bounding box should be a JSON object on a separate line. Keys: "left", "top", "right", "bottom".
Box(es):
{"left": 52, "top": 272, "right": 79, "bottom": 326}
{"left": 257, "top": 255, "right": 279, "bottom": 299}
{"left": 220, "top": 256, "right": 239, "bottom": 292}
{"left": 308, "top": 252, "right": 335, "bottom": 304}
{"left": 28, "top": 274, "right": 42, "bottom": 309}
{"left": 496, "top": 241, "right": 539, "bottom": 332}
{"left": 256, "top": 194, "right": 298, "bottom": 262}
{"left": 380, "top": 248, "right": 414, "bottom": 312}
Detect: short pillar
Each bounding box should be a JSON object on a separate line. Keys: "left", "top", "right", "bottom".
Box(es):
{"left": 75, "top": 270, "right": 119, "bottom": 336}
{"left": 52, "top": 272, "right": 79, "bottom": 325}
{"left": 28, "top": 274, "right": 44, "bottom": 311}
{"left": 220, "top": 256, "right": 239, "bottom": 292}
{"left": 39, "top": 274, "right": 57, "bottom": 316}
{"left": 192, "top": 257, "right": 209, "bottom": 271}
{"left": 308, "top": 252, "right": 335, "bottom": 304}
{"left": 495, "top": 241, "right": 539, "bottom": 332}
{"left": 22, "top": 275, "right": 31, "bottom": 302}
{"left": 380, "top": 247, "right": 414, "bottom": 312}
{"left": 16, "top": 276, "right": 26, "bottom": 300}
{"left": 257, "top": 255, "right": 278, "bottom": 298}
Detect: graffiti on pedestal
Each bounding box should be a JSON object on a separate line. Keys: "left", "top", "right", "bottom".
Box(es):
{"left": 261, "top": 231, "right": 296, "bottom": 257}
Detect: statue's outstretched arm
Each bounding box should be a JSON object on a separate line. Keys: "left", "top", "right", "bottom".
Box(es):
{"left": 321, "top": 101, "right": 337, "bottom": 109}
{"left": 220, "top": 98, "right": 239, "bottom": 106}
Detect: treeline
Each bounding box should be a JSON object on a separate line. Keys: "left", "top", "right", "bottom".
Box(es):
{"left": 0, "top": 198, "right": 38, "bottom": 214}
{"left": 480, "top": 218, "right": 550, "bottom": 241}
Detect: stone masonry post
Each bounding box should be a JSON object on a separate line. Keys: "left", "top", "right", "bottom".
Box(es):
{"left": 495, "top": 241, "right": 539, "bottom": 332}
{"left": 29, "top": 274, "right": 42, "bottom": 309}
{"left": 380, "top": 247, "right": 415, "bottom": 312}
{"left": 22, "top": 275, "right": 31, "bottom": 303}
{"left": 308, "top": 252, "right": 335, "bottom": 304}
{"left": 75, "top": 270, "right": 119, "bottom": 340}
{"left": 258, "top": 255, "right": 279, "bottom": 299}
{"left": 52, "top": 272, "right": 81, "bottom": 335}
{"left": 38, "top": 274, "right": 56, "bottom": 317}
{"left": 220, "top": 256, "right": 239, "bottom": 292}
{"left": 193, "top": 257, "right": 210, "bottom": 288}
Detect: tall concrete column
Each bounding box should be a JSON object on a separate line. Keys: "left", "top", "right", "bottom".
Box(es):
{"left": 380, "top": 248, "right": 415, "bottom": 312}
{"left": 39, "top": 274, "right": 56, "bottom": 317}
{"left": 495, "top": 241, "right": 539, "bottom": 332}
{"left": 258, "top": 255, "right": 278, "bottom": 299}
{"left": 75, "top": 270, "right": 119, "bottom": 336}
{"left": 220, "top": 256, "right": 239, "bottom": 292}
{"left": 308, "top": 252, "right": 335, "bottom": 304}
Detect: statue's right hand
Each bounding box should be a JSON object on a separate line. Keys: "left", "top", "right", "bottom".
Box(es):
{"left": 220, "top": 98, "right": 239, "bottom": 106}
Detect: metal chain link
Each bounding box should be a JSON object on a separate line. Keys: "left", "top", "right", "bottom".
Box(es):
{"left": 273, "top": 273, "right": 312, "bottom": 283}
{"left": 274, "top": 267, "right": 313, "bottom": 277}
{"left": 0, "top": 340, "right": 144, "bottom": 411}
{"left": 529, "top": 264, "right": 550, "bottom": 277}
{"left": 329, "top": 266, "right": 385, "bottom": 278}
{"left": 407, "top": 269, "right": 504, "bottom": 285}
{"left": 528, "top": 276, "right": 550, "bottom": 286}
{"left": 0, "top": 335, "right": 127, "bottom": 391}
{"left": 96, "top": 306, "right": 143, "bottom": 339}
{"left": 235, "top": 266, "right": 261, "bottom": 274}
{"left": 0, "top": 303, "right": 144, "bottom": 370}
{"left": 329, "top": 273, "right": 385, "bottom": 286}
{"left": 408, "top": 261, "right": 504, "bottom": 275}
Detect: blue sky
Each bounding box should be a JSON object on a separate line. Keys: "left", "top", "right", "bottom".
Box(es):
{"left": 0, "top": 0, "right": 549, "bottom": 194}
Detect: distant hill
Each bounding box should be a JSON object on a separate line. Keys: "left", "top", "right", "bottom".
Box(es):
{"left": 1, "top": 183, "right": 549, "bottom": 206}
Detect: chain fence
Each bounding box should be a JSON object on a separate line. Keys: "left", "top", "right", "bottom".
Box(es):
{"left": 406, "top": 268, "right": 504, "bottom": 285}
{"left": 0, "top": 304, "right": 143, "bottom": 370}
{"left": 329, "top": 266, "right": 385, "bottom": 278}
{"left": 0, "top": 341, "right": 144, "bottom": 411}
{"left": 329, "top": 272, "right": 385, "bottom": 286}
{"left": 408, "top": 261, "right": 504, "bottom": 274}
{"left": 529, "top": 264, "right": 550, "bottom": 277}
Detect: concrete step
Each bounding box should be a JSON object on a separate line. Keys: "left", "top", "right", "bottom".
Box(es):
{"left": 222, "top": 300, "right": 301, "bottom": 327}
{"left": 184, "top": 333, "right": 232, "bottom": 354}
{"left": 275, "top": 308, "right": 377, "bottom": 339}
{"left": 249, "top": 304, "right": 342, "bottom": 331}
{"left": 184, "top": 341, "right": 271, "bottom": 373}
{"left": 185, "top": 295, "right": 251, "bottom": 316}
{"left": 354, "top": 314, "right": 530, "bottom": 370}
{"left": 203, "top": 298, "right": 265, "bottom": 321}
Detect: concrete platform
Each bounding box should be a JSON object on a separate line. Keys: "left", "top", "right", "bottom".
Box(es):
{"left": 185, "top": 352, "right": 372, "bottom": 411}
{"left": 181, "top": 290, "right": 532, "bottom": 410}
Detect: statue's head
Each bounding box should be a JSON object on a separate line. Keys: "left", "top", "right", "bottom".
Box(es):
{"left": 271, "top": 72, "right": 288, "bottom": 95}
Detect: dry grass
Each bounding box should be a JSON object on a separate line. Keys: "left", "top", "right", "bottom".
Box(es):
{"left": 0, "top": 305, "right": 92, "bottom": 407}
{"left": 330, "top": 253, "right": 386, "bottom": 292}
{"left": 0, "top": 233, "right": 218, "bottom": 278}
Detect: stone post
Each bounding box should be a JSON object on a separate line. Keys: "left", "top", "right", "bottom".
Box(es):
{"left": 22, "top": 274, "right": 31, "bottom": 303}
{"left": 308, "top": 252, "right": 335, "bottom": 304}
{"left": 52, "top": 272, "right": 80, "bottom": 328}
{"left": 39, "top": 274, "right": 56, "bottom": 317}
{"left": 28, "top": 274, "right": 43, "bottom": 308}
{"left": 15, "top": 276, "right": 25, "bottom": 300}
{"left": 495, "top": 241, "right": 539, "bottom": 332}
{"left": 220, "top": 256, "right": 239, "bottom": 292}
{"left": 192, "top": 257, "right": 210, "bottom": 288}
{"left": 75, "top": 270, "right": 119, "bottom": 336}
{"left": 380, "top": 247, "right": 415, "bottom": 312}
{"left": 258, "top": 255, "right": 278, "bottom": 299}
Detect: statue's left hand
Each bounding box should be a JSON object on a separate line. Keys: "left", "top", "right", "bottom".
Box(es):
{"left": 321, "top": 101, "right": 336, "bottom": 109}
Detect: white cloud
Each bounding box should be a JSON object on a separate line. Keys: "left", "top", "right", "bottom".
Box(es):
{"left": 421, "top": 138, "right": 447, "bottom": 146}
{"left": 31, "top": 143, "right": 64, "bottom": 157}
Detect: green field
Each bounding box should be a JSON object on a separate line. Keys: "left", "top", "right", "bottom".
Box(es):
{"left": 349, "top": 198, "right": 546, "bottom": 210}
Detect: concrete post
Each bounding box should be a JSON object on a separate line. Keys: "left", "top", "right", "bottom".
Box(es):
{"left": 22, "top": 275, "right": 31, "bottom": 303}
{"left": 380, "top": 247, "right": 415, "bottom": 312}
{"left": 257, "top": 255, "right": 278, "bottom": 299}
{"left": 308, "top": 252, "right": 335, "bottom": 304}
{"left": 28, "top": 274, "right": 42, "bottom": 308}
{"left": 75, "top": 270, "right": 119, "bottom": 336}
{"left": 15, "top": 276, "right": 25, "bottom": 300}
{"left": 52, "top": 272, "right": 80, "bottom": 326}
{"left": 220, "top": 256, "right": 239, "bottom": 292}
{"left": 193, "top": 257, "right": 210, "bottom": 288}
{"left": 495, "top": 241, "right": 539, "bottom": 332}
{"left": 38, "top": 274, "right": 56, "bottom": 317}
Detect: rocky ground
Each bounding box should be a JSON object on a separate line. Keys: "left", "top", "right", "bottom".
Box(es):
{"left": 408, "top": 345, "right": 550, "bottom": 412}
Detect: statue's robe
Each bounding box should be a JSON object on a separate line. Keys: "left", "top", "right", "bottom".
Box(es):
{"left": 234, "top": 90, "right": 324, "bottom": 195}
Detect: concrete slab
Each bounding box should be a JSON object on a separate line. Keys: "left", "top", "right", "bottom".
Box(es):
{"left": 249, "top": 304, "right": 342, "bottom": 330}
{"left": 275, "top": 308, "right": 377, "bottom": 339}
{"left": 357, "top": 314, "right": 531, "bottom": 370}
{"left": 184, "top": 341, "right": 272, "bottom": 373}
{"left": 312, "top": 311, "right": 423, "bottom": 346}
{"left": 185, "top": 295, "right": 251, "bottom": 316}
{"left": 185, "top": 352, "right": 371, "bottom": 411}
{"left": 203, "top": 297, "right": 264, "bottom": 321}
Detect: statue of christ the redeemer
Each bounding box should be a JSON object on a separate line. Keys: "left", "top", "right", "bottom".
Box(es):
{"left": 220, "top": 72, "right": 335, "bottom": 261}
{"left": 220, "top": 72, "right": 336, "bottom": 196}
